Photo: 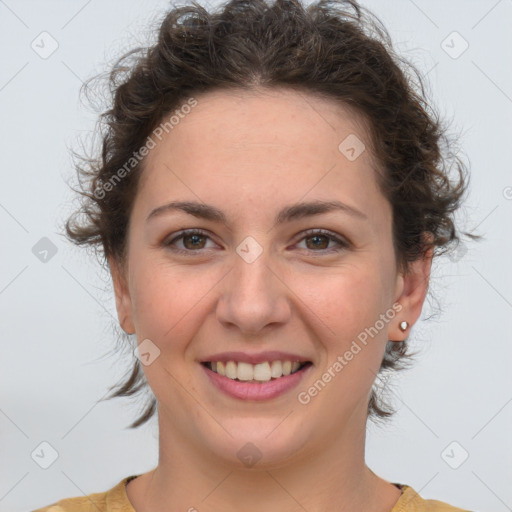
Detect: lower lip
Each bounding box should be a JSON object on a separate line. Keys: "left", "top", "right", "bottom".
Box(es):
{"left": 202, "top": 363, "right": 312, "bottom": 401}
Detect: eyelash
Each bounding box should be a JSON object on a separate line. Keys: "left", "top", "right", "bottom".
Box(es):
{"left": 163, "top": 228, "right": 349, "bottom": 255}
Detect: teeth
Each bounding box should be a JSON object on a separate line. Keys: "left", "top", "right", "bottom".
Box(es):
{"left": 237, "top": 362, "right": 253, "bottom": 381}
{"left": 208, "top": 360, "right": 306, "bottom": 381}
{"left": 225, "top": 361, "right": 237, "bottom": 379}
{"left": 253, "top": 362, "right": 271, "bottom": 382}
{"left": 270, "top": 360, "right": 282, "bottom": 378}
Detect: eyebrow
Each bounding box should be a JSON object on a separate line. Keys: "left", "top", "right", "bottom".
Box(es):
{"left": 146, "top": 199, "right": 368, "bottom": 226}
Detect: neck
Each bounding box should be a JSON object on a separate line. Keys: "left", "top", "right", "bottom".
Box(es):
{"left": 127, "top": 405, "right": 401, "bottom": 512}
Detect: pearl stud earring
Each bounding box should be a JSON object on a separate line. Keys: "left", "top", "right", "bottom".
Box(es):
{"left": 399, "top": 321, "right": 409, "bottom": 332}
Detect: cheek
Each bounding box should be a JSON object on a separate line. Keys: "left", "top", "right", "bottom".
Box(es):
{"left": 129, "top": 256, "right": 220, "bottom": 347}
{"left": 295, "top": 261, "right": 391, "bottom": 342}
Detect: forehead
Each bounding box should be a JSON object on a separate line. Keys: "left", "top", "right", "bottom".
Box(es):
{"left": 144, "top": 87, "right": 374, "bottom": 167}
{"left": 135, "top": 87, "right": 387, "bottom": 226}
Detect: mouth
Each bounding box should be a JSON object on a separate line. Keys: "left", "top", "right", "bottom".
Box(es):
{"left": 201, "top": 360, "right": 312, "bottom": 383}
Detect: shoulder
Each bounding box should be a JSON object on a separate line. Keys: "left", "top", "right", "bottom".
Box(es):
{"left": 31, "top": 492, "right": 108, "bottom": 512}
{"left": 31, "top": 476, "right": 137, "bottom": 512}
{"left": 392, "top": 484, "right": 473, "bottom": 512}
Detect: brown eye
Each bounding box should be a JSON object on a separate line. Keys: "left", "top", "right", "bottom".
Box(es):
{"left": 163, "top": 228, "right": 349, "bottom": 256}
{"left": 296, "top": 229, "right": 349, "bottom": 253}
{"left": 182, "top": 233, "right": 207, "bottom": 250}
{"left": 164, "top": 229, "right": 216, "bottom": 254}
{"left": 305, "top": 234, "right": 330, "bottom": 250}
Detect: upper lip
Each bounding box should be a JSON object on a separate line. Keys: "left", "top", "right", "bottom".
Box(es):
{"left": 200, "top": 351, "right": 311, "bottom": 365}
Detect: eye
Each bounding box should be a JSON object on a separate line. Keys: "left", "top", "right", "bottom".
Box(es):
{"left": 295, "top": 229, "right": 349, "bottom": 253}
{"left": 163, "top": 229, "right": 217, "bottom": 254}
{"left": 163, "top": 228, "right": 349, "bottom": 255}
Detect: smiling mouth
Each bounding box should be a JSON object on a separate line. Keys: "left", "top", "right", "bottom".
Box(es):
{"left": 201, "top": 360, "right": 312, "bottom": 382}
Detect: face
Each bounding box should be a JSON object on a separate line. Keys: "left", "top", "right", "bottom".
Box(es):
{"left": 111, "top": 87, "right": 431, "bottom": 468}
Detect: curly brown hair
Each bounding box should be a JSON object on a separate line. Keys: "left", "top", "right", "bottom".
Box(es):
{"left": 64, "top": 0, "right": 479, "bottom": 429}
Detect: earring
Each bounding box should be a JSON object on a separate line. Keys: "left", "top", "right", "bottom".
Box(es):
{"left": 399, "top": 321, "right": 409, "bottom": 332}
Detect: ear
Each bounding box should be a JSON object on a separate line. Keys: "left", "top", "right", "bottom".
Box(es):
{"left": 108, "top": 256, "right": 135, "bottom": 335}
{"left": 389, "top": 233, "right": 434, "bottom": 342}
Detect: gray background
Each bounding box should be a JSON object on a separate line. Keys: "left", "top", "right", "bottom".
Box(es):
{"left": 1, "top": 1, "right": 511, "bottom": 511}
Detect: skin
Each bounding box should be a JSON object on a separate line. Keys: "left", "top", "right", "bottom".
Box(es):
{"left": 110, "top": 87, "right": 433, "bottom": 512}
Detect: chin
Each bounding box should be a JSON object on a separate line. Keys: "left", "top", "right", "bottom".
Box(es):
{"left": 202, "top": 419, "right": 312, "bottom": 470}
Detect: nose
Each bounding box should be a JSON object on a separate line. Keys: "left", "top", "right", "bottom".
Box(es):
{"left": 215, "top": 248, "right": 291, "bottom": 336}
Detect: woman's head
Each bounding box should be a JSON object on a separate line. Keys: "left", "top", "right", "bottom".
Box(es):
{"left": 66, "top": 0, "right": 473, "bottom": 438}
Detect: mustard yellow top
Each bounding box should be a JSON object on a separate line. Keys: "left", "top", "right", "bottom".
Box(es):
{"left": 31, "top": 475, "right": 472, "bottom": 512}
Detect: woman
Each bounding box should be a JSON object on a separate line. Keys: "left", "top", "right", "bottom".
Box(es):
{"left": 33, "top": 0, "right": 478, "bottom": 510}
